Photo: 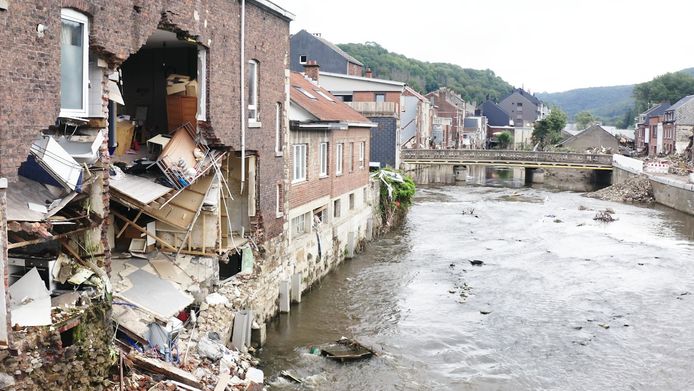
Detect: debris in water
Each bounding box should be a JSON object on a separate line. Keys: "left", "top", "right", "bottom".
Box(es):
{"left": 598, "top": 323, "right": 610, "bottom": 329}
{"left": 480, "top": 310, "right": 492, "bottom": 315}
{"left": 469, "top": 260, "right": 484, "bottom": 266}
{"left": 553, "top": 219, "right": 563, "bottom": 223}
{"left": 280, "top": 370, "right": 302, "bottom": 384}
{"left": 593, "top": 210, "right": 616, "bottom": 222}
{"left": 319, "top": 337, "right": 376, "bottom": 362}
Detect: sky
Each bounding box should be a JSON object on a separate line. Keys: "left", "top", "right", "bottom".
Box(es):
{"left": 274, "top": 0, "right": 694, "bottom": 93}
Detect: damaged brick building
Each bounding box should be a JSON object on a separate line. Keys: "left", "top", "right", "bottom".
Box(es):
{"left": 0, "top": 1, "right": 294, "bottom": 389}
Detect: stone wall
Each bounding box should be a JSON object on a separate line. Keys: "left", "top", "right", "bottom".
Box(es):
{"left": 0, "top": 304, "right": 114, "bottom": 391}
{"left": 650, "top": 176, "right": 694, "bottom": 215}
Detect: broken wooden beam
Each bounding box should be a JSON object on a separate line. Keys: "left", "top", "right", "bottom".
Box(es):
{"left": 127, "top": 351, "right": 203, "bottom": 389}
{"left": 113, "top": 211, "right": 177, "bottom": 251}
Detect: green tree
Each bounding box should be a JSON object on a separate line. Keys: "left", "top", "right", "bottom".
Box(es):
{"left": 533, "top": 108, "right": 567, "bottom": 149}
{"left": 574, "top": 111, "right": 599, "bottom": 130}
{"left": 633, "top": 72, "right": 694, "bottom": 112}
{"left": 496, "top": 131, "right": 512, "bottom": 149}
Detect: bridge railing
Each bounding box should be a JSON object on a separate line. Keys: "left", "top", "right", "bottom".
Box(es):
{"left": 401, "top": 149, "right": 613, "bottom": 166}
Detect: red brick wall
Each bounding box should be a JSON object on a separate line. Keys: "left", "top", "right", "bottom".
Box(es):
{"left": 331, "top": 127, "right": 370, "bottom": 197}
{"left": 288, "top": 132, "right": 331, "bottom": 209}
{"left": 347, "top": 62, "right": 363, "bottom": 77}
{"left": 288, "top": 126, "right": 369, "bottom": 208}
{"left": 0, "top": 1, "right": 290, "bottom": 238}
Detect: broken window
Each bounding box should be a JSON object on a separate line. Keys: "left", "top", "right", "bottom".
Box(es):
{"left": 248, "top": 60, "right": 259, "bottom": 122}
{"left": 60, "top": 9, "right": 89, "bottom": 117}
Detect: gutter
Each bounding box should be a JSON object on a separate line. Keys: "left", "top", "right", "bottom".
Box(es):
{"left": 240, "top": 0, "right": 246, "bottom": 193}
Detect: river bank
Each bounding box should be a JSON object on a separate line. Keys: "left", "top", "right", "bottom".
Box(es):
{"left": 257, "top": 181, "right": 694, "bottom": 390}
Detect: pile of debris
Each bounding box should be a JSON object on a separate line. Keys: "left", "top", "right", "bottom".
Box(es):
{"left": 585, "top": 175, "right": 655, "bottom": 204}
{"left": 664, "top": 154, "right": 694, "bottom": 176}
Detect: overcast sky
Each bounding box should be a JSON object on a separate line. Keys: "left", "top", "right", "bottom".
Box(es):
{"left": 275, "top": 0, "right": 694, "bottom": 93}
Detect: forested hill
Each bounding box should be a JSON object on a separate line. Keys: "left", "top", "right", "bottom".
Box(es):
{"left": 337, "top": 42, "right": 513, "bottom": 104}
{"left": 536, "top": 85, "right": 635, "bottom": 126}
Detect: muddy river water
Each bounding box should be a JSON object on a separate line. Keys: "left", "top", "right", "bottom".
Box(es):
{"left": 258, "top": 174, "right": 694, "bottom": 390}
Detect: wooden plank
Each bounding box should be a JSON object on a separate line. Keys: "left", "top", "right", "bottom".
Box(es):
{"left": 214, "top": 372, "right": 231, "bottom": 391}
{"left": 128, "top": 351, "right": 202, "bottom": 389}
{"left": 112, "top": 212, "right": 176, "bottom": 251}
{"left": 117, "top": 210, "right": 141, "bottom": 239}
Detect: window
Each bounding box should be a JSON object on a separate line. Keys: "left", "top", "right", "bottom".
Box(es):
{"left": 197, "top": 46, "right": 207, "bottom": 120}
{"left": 313, "top": 207, "right": 327, "bottom": 225}
{"left": 333, "top": 199, "right": 341, "bottom": 218}
{"left": 295, "top": 86, "right": 317, "bottom": 100}
{"left": 349, "top": 142, "right": 354, "bottom": 172}
{"left": 276, "top": 183, "right": 284, "bottom": 217}
{"left": 299, "top": 55, "right": 307, "bottom": 64}
{"left": 336, "top": 143, "right": 343, "bottom": 175}
{"left": 359, "top": 142, "right": 365, "bottom": 168}
{"left": 275, "top": 103, "right": 283, "bottom": 153}
{"left": 315, "top": 90, "right": 335, "bottom": 102}
{"left": 247, "top": 60, "right": 259, "bottom": 122}
{"left": 292, "top": 144, "right": 307, "bottom": 182}
{"left": 292, "top": 213, "right": 309, "bottom": 236}
{"left": 363, "top": 187, "right": 368, "bottom": 205}
{"left": 319, "top": 142, "right": 328, "bottom": 177}
{"left": 349, "top": 193, "right": 355, "bottom": 210}
{"left": 375, "top": 93, "right": 385, "bottom": 103}
{"left": 60, "top": 9, "right": 89, "bottom": 117}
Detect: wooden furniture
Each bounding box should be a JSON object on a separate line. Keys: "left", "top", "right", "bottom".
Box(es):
{"left": 166, "top": 95, "right": 197, "bottom": 131}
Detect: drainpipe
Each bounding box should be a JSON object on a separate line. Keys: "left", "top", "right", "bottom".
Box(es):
{"left": 240, "top": 0, "right": 246, "bottom": 194}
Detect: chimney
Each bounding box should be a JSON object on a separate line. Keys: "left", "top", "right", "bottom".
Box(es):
{"left": 303, "top": 60, "right": 320, "bottom": 82}
{"left": 365, "top": 68, "right": 373, "bottom": 78}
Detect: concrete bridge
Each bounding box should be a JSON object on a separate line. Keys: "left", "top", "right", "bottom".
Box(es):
{"left": 401, "top": 149, "right": 614, "bottom": 170}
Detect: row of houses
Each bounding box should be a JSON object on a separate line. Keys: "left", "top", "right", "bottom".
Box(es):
{"left": 635, "top": 97, "right": 694, "bottom": 157}
{"left": 289, "top": 30, "right": 551, "bottom": 163}
{"left": 0, "top": 1, "right": 397, "bottom": 388}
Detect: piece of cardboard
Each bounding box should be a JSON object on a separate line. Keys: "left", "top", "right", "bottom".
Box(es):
{"left": 166, "top": 83, "right": 187, "bottom": 96}
{"left": 185, "top": 80, "right": 198, "bottom": 97}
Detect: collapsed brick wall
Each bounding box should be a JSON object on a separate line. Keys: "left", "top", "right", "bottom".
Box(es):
{"left": 0, "top": 303, "right": 114, "bottom": 391}
{"left": 0, "top": 0, "right": 290, "bottom": 238}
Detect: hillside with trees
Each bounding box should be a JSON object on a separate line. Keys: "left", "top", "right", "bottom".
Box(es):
{"left": 536, "top": 85, "right": 635, "bottom": 127}
{"left": 337, "top": 42, "right": 513, "bottom": 104}
{"left": 538, "top": 68, "right": 694, "bottom": 128}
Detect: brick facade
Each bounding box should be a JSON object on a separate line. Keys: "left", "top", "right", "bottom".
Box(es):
{"left": 288, "top": 127, "right": 370, "bottom": 209}
{"left": 0, "top": 0, "right": 290, "bottom": 238}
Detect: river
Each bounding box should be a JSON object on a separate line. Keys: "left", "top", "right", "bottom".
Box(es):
{"left": 258, "top": 168, "right": 694, "bottom": 390}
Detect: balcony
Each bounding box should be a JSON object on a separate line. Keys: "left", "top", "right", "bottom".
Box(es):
{"left": 345, "top": 101, "right": 399, "bottom": 117}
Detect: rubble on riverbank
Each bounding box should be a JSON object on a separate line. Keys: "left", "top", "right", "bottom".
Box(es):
{"left": 585, "top": 175, "right": 655, "bottom": 203}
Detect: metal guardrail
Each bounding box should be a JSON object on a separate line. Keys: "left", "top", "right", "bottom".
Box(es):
{"left": 401, "top": 149, "right": 613, "bottom": 167}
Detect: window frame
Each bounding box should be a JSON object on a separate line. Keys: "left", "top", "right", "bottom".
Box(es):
{"left": 335, "top": 143, "right": 343, "bottom": 175}
{"left": 247, "top": 59, "right": 259, "bottom": 123}
{"left": 319, "top": 142, "right": 329, "bottom": 177}
{"left": 275, "top": 102, "right": 283, "bottom": 154}
{"left": 359, "top": 141, "right": 365, "bottom": 168}
{"left": 60, "top": 8, "right": 90, "bottom": 118}
{"left": 275, "top": 183, "right": 284, "bottom": 217}
{"left": 292, "top": 143, "right": 307, "bottom": 183}
{"left": 196, "top": 46, "right": 207, "bottom": 121}
{"left": 291, "top": 213, "right": 309, "bottom": 237}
